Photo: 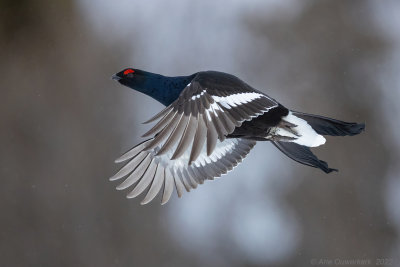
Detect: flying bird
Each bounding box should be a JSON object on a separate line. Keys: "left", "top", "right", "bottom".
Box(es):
{"left": 110, "top": 68, "right": 365, "bottom": 205}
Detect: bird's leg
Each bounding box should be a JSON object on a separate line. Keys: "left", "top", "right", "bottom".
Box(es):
{"left": 268, "top": 134, "right": 297, "bottom": 142}
{"left": 279, "top": 120, "right": 301, "bottom": 137}
{"left": 265, "top": 120, "right": 301, "bottom": 141}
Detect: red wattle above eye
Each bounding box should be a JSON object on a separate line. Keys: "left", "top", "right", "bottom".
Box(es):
{"left": 123, "top": 69, "right": 135, "bottom": 75}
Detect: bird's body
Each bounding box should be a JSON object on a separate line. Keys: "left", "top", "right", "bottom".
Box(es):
{"left": 111, "top": 68, "right": 365, "bottom": 204}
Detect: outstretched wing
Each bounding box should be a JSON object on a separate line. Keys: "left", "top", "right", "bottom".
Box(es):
{"left": 142, "top": 72, "right": 278, "bottom": 164}
{"left": 110, "top": 138, "right": 256, "bottom": 205}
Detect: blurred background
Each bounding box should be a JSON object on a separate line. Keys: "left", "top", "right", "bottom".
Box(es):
{"left": 1, "top": 0, "right": 399, "bottom": 266}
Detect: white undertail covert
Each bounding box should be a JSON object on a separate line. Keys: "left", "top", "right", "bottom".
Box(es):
{"left": 278, "top": 111, "right": 326, "bottom": 147}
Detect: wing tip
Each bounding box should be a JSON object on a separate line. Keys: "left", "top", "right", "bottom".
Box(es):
{"left": 161, "top": 200, "right": 169, "bottom": 205}
{"left": 109, "top": 174, "right": 122, "bottom": 181}
{"left": 114, "top": 158, "right": 126, "bottom": 164}
{"left": 115, "top": 184, "right": 127, "bottom": 190}
{"left": 126, "top": 192, "right": 138, "bottom": 199}
{"left": 140, "top": 199, "right": 151, "bottom": 205}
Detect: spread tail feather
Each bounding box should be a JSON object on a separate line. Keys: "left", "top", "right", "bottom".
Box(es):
{"left": 291, "top": 111, "right": 365, "bottom": 136}
{"left": 272, "top": 141, "right": 338, "bottom": 174}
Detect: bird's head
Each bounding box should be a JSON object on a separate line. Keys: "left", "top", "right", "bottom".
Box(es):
{"left": 111, "top": 68, "right": 149, "bottom": 90}
{"left": 112, "top": 67, "right": 195, "bottom": 106}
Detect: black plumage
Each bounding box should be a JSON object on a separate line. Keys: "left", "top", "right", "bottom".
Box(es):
{"left": 110, "top": 68, "right": 365, "bottom": 204}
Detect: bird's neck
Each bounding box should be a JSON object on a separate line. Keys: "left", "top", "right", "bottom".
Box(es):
{"left": 138, "top": 73, "right": 196, "bottom": 106}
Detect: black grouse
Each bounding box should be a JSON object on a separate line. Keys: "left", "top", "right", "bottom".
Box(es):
{"left": 110, "top": 68, "right": 365, "bottom": 205}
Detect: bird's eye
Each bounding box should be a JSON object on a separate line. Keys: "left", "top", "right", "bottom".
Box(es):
{"left": 123, "top": 69, "right": 135, "bottom": 77}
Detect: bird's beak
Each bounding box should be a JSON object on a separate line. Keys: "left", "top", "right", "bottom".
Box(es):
{"left": 111, "top": 74, "right": 121, "bottom": 81}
